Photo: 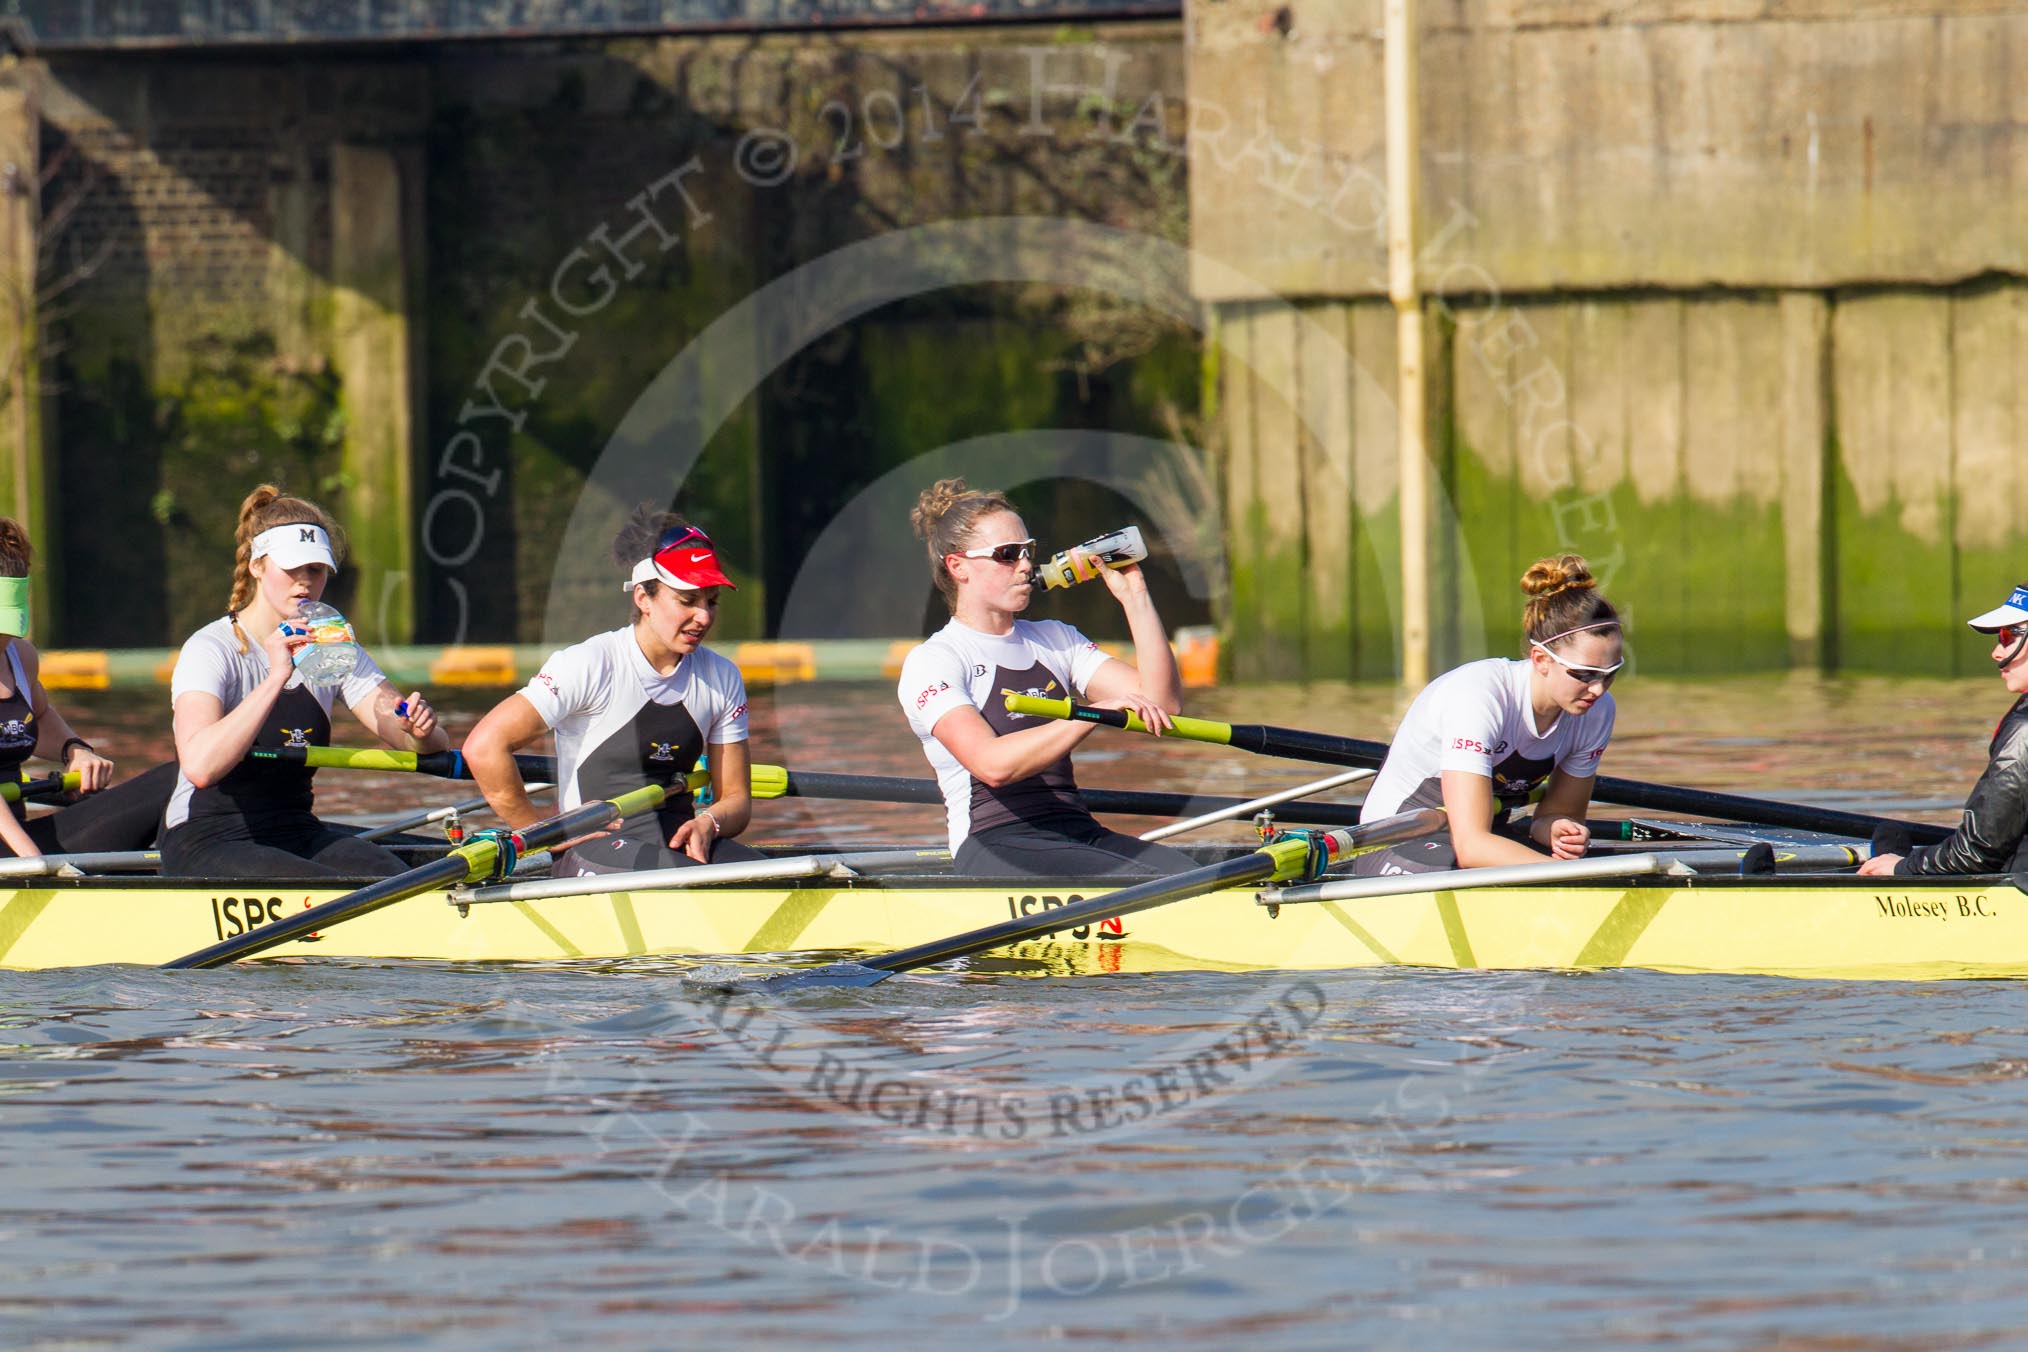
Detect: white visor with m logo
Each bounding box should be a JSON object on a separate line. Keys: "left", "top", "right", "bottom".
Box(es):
{"left": 251, "top": 522, "right": 339, "bottom": 574}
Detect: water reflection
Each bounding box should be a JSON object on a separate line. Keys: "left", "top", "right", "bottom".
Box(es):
{"left": 4, "top": 677, "right": 2026, "bottom": 1344}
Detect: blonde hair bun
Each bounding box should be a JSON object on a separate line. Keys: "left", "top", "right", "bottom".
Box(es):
{"left": 910, "top": 478, "right": 972, "bottom": 541}
{"left": 1519, "top": 553, "right": 1618, "bottom": 647}
{"left": 1520, "top": 554, "right": 1597, "bottom": 600}
{"left": 912, "top": 477, "right": 1016, "bottom": 611}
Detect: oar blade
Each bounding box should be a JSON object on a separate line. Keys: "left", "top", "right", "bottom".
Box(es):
{"left": 766, "top": 960, "right": 892, "bottom": 990}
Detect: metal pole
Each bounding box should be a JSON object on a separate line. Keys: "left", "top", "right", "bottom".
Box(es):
{"left": 1385, "top": 0, "right": 1429, "bottom": 688}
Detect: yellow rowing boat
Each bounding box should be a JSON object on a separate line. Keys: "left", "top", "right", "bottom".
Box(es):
{"left": 2, "top": 865, "right": 2023, "bottom": 980}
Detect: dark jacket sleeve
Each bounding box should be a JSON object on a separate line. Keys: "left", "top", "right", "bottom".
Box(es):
{"left": 1897, "top": 696, "right": 2028, "bottom": 876}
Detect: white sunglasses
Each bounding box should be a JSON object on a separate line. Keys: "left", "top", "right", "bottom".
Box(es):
{"left": 1531, "top": 640, "right": 1625, "bottom": 687}
{"left": 955, "top": 538, "right": 1037, "bottom": 565}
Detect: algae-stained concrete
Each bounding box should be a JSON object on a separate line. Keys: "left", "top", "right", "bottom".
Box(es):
{"left": 331, "top": 143, "right": 419, "bottom": 648}
{"left": 0, "top": 61, "right": 49, "bottom": 638}
{"left": 1190, "top": 1, "right": 2028, "bottom": 300}
{"left": 1217, "top": 294, "right": 1406, "bottom": 681}
{"left": 33, "top": 22, "right": 1196, "bottom": 645}
{"left": 1194, "top": 0, "right": 2028, "bottom": 673}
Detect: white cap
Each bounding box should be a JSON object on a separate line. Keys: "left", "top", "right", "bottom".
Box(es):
{"left": 252, "top": 522, "right": 338, "bottom": 574}
{"left": 1966, "top": 584, "right": 2028, "bottom": 632}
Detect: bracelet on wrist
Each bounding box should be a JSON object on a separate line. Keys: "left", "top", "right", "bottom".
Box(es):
{"left": 699, "top": 808, "right": 721, "bottom": 834}
{"left": 59, "top": 737, "right": 93, "bottom": 767}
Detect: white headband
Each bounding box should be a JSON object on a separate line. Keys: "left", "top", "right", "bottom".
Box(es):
{"left": 1538, "top": 620, "right": 1620, "bottom": 645}
{"left": 623, "top": 557, "right": 670, "bottom": 592}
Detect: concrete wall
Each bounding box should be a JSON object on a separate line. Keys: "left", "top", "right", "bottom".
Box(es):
{"left": 1193, "top": 0, "right": 2028, "bottom": 674}
{"left": 27, "top": 24, "right": 1198, "bottom": 646}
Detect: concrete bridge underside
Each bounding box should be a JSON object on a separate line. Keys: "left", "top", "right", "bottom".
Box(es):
{"left": 7, "top": 0, "right": 1179, "bottom": 50}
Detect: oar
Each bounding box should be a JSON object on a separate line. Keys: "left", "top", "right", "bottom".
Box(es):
{"left": 255, "top": 745, "right": 798, "bottom": 802}
{"left": 162, "top": 784, "right": 668, "bottom": 969}
{"left": 248, "top": 745, "right": 559, "bottom": 781}
{"left": 270, "top": 749, "right": 1369, "bottom": 829}
{"left": 1138, "top": 769, "right": 1373, "bottom": 842}
{"left": 355, "top": 794, "right": 498, "bottom": 842}
{"left": 1005, "top": 695, "right": 1952, "bottom": 846}
{"left": 458, "top": 848, "right": 951, "bottom": 905}
{"left": 0, "top": 849, "right": 160, "bottom": 879}
{"left": 772, "top": 768, "right": 1365, "bottom": 829}
{"left": 763, "top": 806, "right": 1447, "bottom": 990}
{"left": 1258, "top": 852, "right": 1687, "bottom": 910}
{"left": 352, "top": 789, "right": 561, "bottom": 844}
{"left": 3, "top": 772, "right": 80, "bottom": 804}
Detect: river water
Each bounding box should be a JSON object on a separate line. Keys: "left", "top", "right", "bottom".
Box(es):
{"left": 4, "top": 675, "right": 2026, "bottom": 1348}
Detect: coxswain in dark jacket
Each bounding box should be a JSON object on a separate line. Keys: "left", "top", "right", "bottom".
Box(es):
{"left": 1864, "top": 583, "right": 2028, "bottom": 877}
{"left": 1894, "top": 694, "right": 2028, "bottom": 875}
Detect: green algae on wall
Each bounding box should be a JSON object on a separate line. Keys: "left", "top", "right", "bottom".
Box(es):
{"left": 421, "top": 83, "right": 766, "bottom": 644}
{"left": 59, "top": 322, "right": 347, "bottom": 648}
{"left": 826, "top": 306, "right": 1204, "bottom": 642}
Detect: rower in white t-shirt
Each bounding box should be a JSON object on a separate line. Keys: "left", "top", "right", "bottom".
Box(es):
{"left": 1353, "top": 555, "right": 1624, "bottom": 876}
{"left": 898, "top": 478, "right": 1189, "bottom": 876}
{"left": 163, "top": 485, "right": 446, "bottom": 879}
{"left": 464, "top": 508, "right": 763, "bottom": 878}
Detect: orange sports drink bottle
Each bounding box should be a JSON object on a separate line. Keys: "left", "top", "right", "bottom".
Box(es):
{"left": 1037, "top": 526, "right": 1148, "bottom": 590}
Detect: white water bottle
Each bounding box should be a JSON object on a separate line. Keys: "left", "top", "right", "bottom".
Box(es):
{"left": 284, "top": 600, "right": 361, "bottom": 688}
{"left": 1038, "top": 526, "right": 1148, "bottom": 590}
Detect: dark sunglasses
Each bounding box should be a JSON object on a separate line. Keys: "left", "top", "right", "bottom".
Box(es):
{"left": 653, "top": 525, "right": 713, "bottom": 569}
{"left": 955, "top": 538, "right": 1037, "bottom": 566}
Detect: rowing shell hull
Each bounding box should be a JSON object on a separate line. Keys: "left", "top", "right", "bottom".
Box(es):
{"left": 3, "top": 872, "right": 2026, "bottom": 979}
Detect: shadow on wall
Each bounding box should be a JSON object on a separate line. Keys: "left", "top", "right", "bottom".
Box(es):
{"left": 38, "top": 26, "right": 1200, "bottom": 646}
{"left": 40, "top": 51, "right": 404, "bottom": 646}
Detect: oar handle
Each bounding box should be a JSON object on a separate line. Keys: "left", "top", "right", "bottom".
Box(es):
{"left": 1004, "top": 694, "right": 1237, "bottom": 746}
{"left": 249, "top": 746, "right": 738, "bottom": 798}
{"left": 246, "top": 746, "right": 561, "bottom": 782}
{"left": 0, "top": 772, "right": 80, "bottom": 804}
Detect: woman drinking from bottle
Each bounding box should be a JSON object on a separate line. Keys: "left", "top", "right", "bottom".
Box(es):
{"left": 898, "top": 478, "right": 1188, "bottom": 877}
{"left": 161, "top": 485, "right": 446, "bottom": 879}
{"left": 0, "top": 517, "right": 178, "bottom": 860}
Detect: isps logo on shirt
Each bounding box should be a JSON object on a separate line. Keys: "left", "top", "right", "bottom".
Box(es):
{"left": 914, "top": 681, "right": 949, "bottom": 712}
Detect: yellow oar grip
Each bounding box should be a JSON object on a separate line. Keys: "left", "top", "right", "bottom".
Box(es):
{"left": 607, "top": 784, "right": 669, "bottom": 819}
{"left": 1002, "top": 694, "right": 1236, "bottom": 746}
{"left": 302, "top": 747, "right": 421, "bottom": 772}
{"left": 0, "top": 772, "right": 82, "bottom": 803}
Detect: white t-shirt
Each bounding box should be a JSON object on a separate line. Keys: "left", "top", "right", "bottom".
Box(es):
{"left": 1361, "top": 657, "right": 1615, "bottom": 822}
{"left": 165, "top": 615, "right": 388, "bottom": 829}
{"left": 518, "top": 628, "right": 748, "bottom": 843}
{"left": 898, "top": 617, "right": 1111, "bottom": 852}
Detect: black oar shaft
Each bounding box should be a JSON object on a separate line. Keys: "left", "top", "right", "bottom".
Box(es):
{"left": 164, "top": 854, "right": 473, "bottom": 970}
{"left": 1588, "top": 776, "right": 1949, "bottom": 844}
{"left": 246, "top": 746, "right": 558, "bottom": 782}
{"left": 1017, "top": 696, "right": 1951, "bottom": 846}
{"left": 777, "top": 771, "right": 1365, "bottom": 828}
{"left": 770, "top": 807, "right": 1443, "bottom": 988}
{"left": 862, "top": 851, "right": 1284, "bottom": 975}
{"left": 164, "top": 789, "right": 659, "bottom": 969}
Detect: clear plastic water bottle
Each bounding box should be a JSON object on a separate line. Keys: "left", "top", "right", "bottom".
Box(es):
{"left": 284, "top": 600, "right": 361, "bottom": 687}
{"left": 1037, "top": 526, "right": 1149, "bottom": 590}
